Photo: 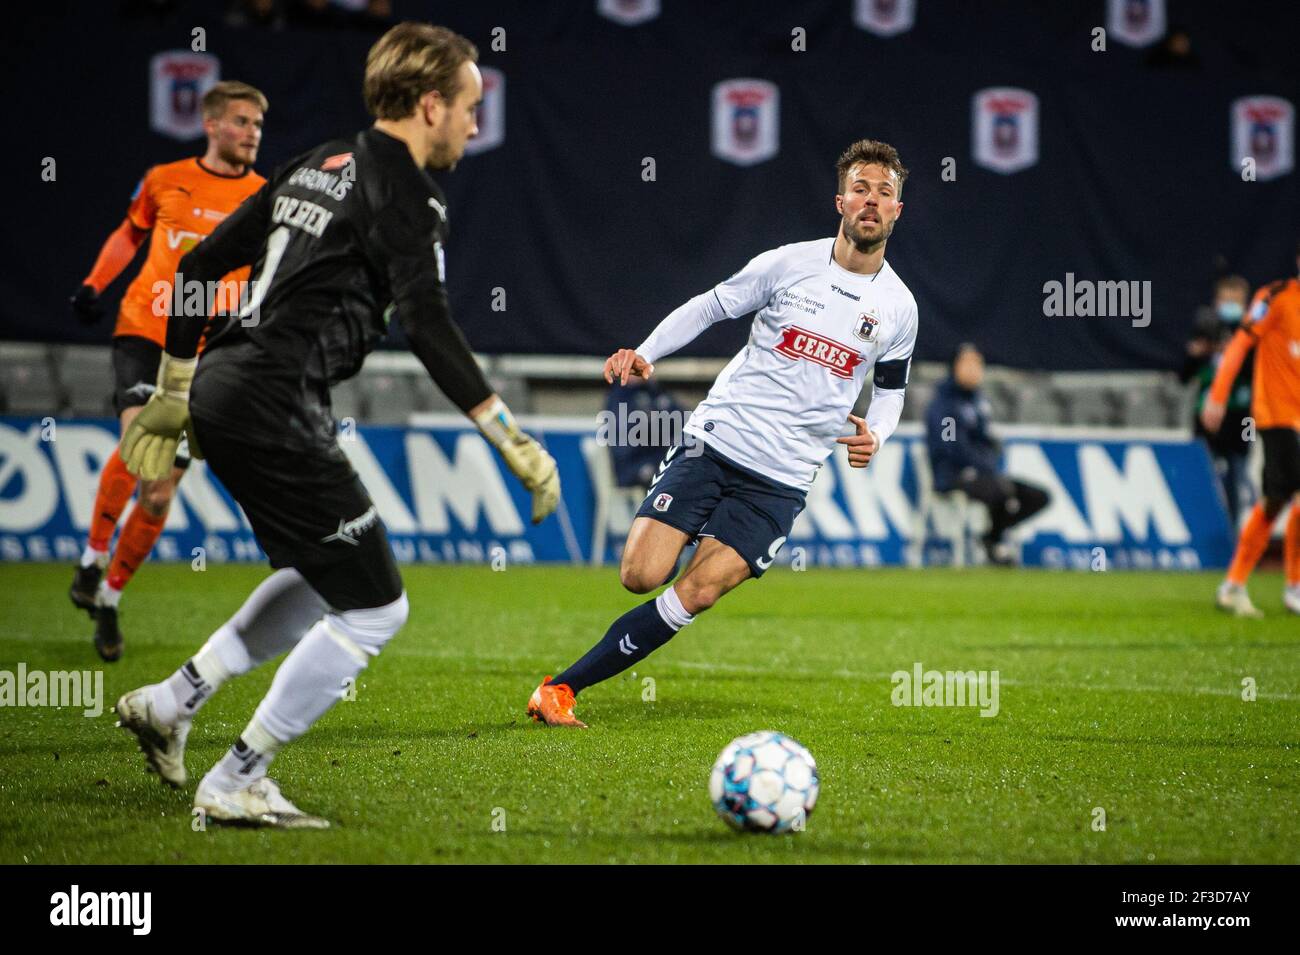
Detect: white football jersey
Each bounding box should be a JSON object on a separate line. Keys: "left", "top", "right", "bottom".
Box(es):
{"left": 669, "top": 238, "right": 917, "bottom": 491}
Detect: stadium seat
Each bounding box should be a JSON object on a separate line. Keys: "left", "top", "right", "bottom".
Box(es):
{"left": 1160, "top": 377, "right": 1196, "bottom": 429}
{"left": 900, "top": 381, "right": 933, "bottom": 422}
{"left": 0, "top": 344, "right": 64, "bottom": 416}
{"left": 364, "top": 373, "right": 420, "bottom": 424}
{"left": 983, "top": 378, "right": 1017, "bottom": 422}
{"left": 57, "top": 345, "right": 115, "bottom": 417}
{"left": 906, "top": 440, "right": 985, "bottom": 567}
{"left": 329, "top": 377, "right": 365, "bottom": 423}
{"left": 1118, "top": 382, "right": 1169, "bottom": 428}
{"left": 1011, "top": 379, "right": 1062, "bottom": 425}
{"left": 1054, "top": 384, "right": 1118, "bottom": 426}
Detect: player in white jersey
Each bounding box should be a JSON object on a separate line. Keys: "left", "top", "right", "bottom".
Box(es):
{"left": 528, "top": 140, "right": 917, "bottom": 726}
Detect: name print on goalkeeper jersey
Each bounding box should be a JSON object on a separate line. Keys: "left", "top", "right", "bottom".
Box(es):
{"left": 171, "top": 127, "right": 488, "bottom": 449}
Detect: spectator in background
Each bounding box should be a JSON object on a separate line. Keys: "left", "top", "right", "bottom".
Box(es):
{"left": 925, "top": 344, "right": 1050, "bottom": 565}
{"left": 605, "top": 377, "right": 685, "bottom": 489}
{"left": 1181, "top": 274, "right": 1254, "bottom": 527}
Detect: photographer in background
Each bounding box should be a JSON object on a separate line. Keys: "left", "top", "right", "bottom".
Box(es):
{"left": 1181, "top": 274, "right": 1254, "bottom": 528}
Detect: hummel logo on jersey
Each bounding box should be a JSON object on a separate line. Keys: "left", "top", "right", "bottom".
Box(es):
{"left": 653, "top": 492, "right": 673, "bottom": 512}
{"left": 320, "top": 505, "right": 379, "bottom": 546}
{"left": 831, "top": 284, "right": 860, "bottom": 301}
{"left": 618, "top": 634, "right": 639, "bottom": 655}
{"left": 774, "top": 325, "right": 864, "bottom": 379}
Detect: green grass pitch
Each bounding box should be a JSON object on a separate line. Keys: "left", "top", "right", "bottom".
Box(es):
{"left": 1, "top": 561, "right": 1296, "bottom": 864}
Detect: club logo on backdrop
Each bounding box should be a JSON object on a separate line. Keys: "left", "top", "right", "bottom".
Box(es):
{"left": 1232, "top": 96, "right": 1294, "bottom": 182}
{"left": 972, "top": 87, "right": 1039, "bottom": 175}
{"left": 465, "top": 67, "right": 505, "bottom": 155}
{"left": 597, "top": 0, "right": 660, "bottom": 26}
{"left": 712, "top": 79, "right": 780, "bottom": 166}
{"left": 853, "top": 313, "right": 880, "bottom": 342}
{"left": 149, "top": 51, "right": 220, "bottom": 141}
{"left": 852, "top": 0, "right": 916, "bottom": 38}
{"left": 1106, "top": 0, "right": 1165, "bottom": 48}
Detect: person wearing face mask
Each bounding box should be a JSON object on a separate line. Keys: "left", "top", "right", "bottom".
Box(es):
{"left": 1181, "top": 274, "right": 1254, "bottom": 528}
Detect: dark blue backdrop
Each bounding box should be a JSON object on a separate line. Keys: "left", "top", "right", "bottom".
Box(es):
{"left": 5, "top": 0, "right": 1299, "bottom": 370}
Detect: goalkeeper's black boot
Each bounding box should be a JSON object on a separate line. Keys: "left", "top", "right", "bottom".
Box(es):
{"left": 94, "top": 604, "right": 124, "bottom": 662}
{"left": 69, "top": 563, "right": 102, "bottom": 618}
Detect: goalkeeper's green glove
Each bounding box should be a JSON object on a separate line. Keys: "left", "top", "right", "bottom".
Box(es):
{"left": 120, "top": 353, "right": 197, "bottom": 481}
{"left": 473, "top": 397, "right": 560, "bottom": 524}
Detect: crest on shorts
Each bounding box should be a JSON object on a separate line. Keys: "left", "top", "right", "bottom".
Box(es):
{"left": 853, "top": 313, "right": 880, "bottom": 342}
{"left": 852, "top": 0, "right": 915, "bottom": 38}
{"left": 1232, "top": 96, "right": 1294, "bottom": 182}
{"left": 465, "top": 68, "right": 505, "bottom": 155}
{"left": 150, "top": 51, "right": 220, "bottom": 141}
{"left": 653, "top": 493, "right": 673, "bottom": 512}
{"left": 712, "top": 79, "right": 780, "bottom": 167}
{"left": 597, "top": 0, "right": 660, "bottom": 26}
{"left": 1106, "top": 0, "right": 1165, "bottom": 48}
{"left": 972, "top": 87, "right": 1039, "bottom": 175}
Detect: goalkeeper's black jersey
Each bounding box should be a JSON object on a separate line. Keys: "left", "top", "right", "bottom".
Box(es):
{"left": 174, "top": 126, "right": 490, "bottom": 448}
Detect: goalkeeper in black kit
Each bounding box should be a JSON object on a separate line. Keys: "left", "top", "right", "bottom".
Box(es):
{"left": 111, "top": 23, "right": 558, "bottom": 828}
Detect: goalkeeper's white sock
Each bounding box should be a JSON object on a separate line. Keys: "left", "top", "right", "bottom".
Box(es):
{"left": 203, "top": 594, "right": 408, "bottom": 791}
{"left": 150, "top": 569, "right": 327, "bottom": 725}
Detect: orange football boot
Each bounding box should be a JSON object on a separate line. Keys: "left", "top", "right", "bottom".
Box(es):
{"left": 527, "top": 677, "right": 587, "bottom": 728}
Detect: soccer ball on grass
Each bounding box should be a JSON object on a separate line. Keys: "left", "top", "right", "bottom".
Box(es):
{"left": 709, "top": 730, "right": 819, "bottom": 833}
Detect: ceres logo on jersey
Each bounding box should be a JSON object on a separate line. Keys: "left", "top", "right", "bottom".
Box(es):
{"left": 712, "top": 79, "right": 779, "bottom": 167}
{"left": 465, "top": 67, "right": 505, "bottom": 156}
{"left": 972, "top": 87, "right": 1039, "bottom": 175}
{"left": 852, "top": 0, "right": 915, "bottom": 38}
{"left": 1106, "top": 0, "right": 1165, "bottom": 48}
{"left": 775, "top": 326, "right": 864, "bottom": 380}
{"left": 1232, "top": 96, "right": 1294, "bottom": 182}
{"left": 149, "top": 51, "right": 220, "bottom": 141}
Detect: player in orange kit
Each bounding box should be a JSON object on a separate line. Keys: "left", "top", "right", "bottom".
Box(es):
{"left": 1201, "top": 244, "right": 1300, "bottom": 618}
{"left": 69, "top": 81, "right": 268, "bottom": 660}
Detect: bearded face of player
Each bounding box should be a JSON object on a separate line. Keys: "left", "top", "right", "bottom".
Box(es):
{"left": 426, "top": 61, "right": 483, "bottom": 171}
{"left": 836, "top": 162, "right": 903, "bottom": 253}
{"left": 207, "top": 100, "right": 264, "bottom": 170}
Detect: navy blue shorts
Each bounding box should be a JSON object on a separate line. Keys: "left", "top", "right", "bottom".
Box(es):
{"left": 635, "top": 442, "right": 806, "bottom": 577}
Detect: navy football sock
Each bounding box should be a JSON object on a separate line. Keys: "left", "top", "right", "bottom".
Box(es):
{"left": 552, "top": 588, "right": 695, "bottom": 693}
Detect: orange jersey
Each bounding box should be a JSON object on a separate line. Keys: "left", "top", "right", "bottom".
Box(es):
{"left": 1243, "top": 278, "right": 1300, "bottom": 430}
{"left": 115, "top": 158, "right": 265, "bottom": 347}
